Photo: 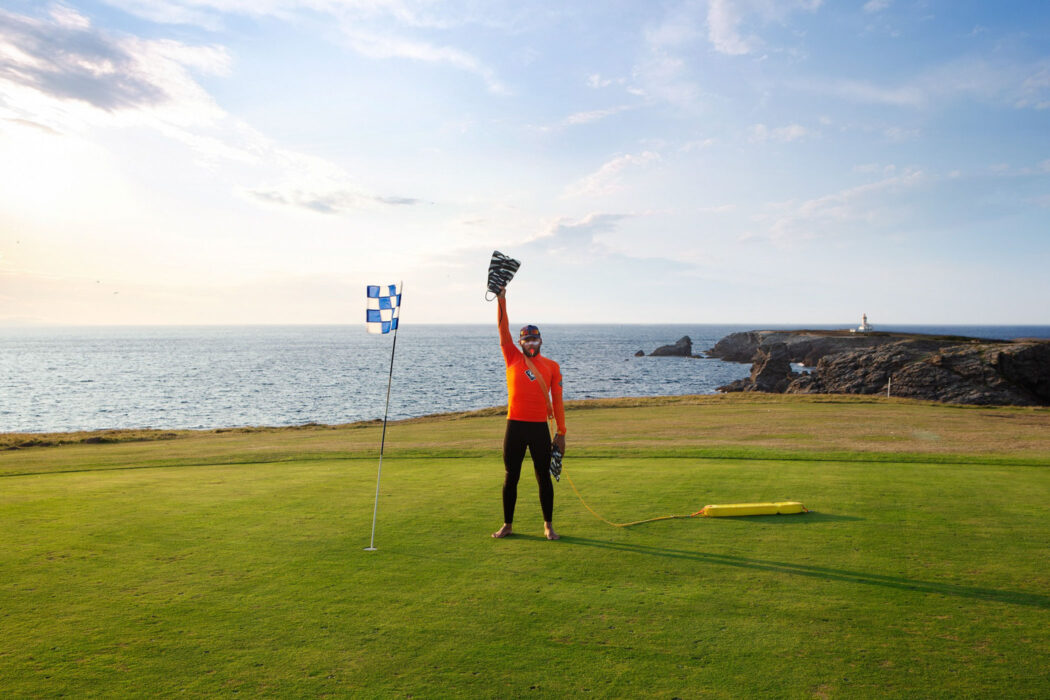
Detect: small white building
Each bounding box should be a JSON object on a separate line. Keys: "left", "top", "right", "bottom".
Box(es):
{"left": 852, "top": 313, "right": 873, "bottom": 333}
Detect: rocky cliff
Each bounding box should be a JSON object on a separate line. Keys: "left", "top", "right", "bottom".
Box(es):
{"left": 649, "top": 336, "right": 694, "bottom": 357}
{"left": 711, "top": 330, "right": 1050, "bottom": 406}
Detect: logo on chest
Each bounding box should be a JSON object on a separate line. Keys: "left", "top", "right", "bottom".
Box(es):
{"left": 524, "top": 368, "right": 537, "bottom": 381}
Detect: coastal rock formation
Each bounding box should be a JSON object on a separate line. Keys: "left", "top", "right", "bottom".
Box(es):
{"left": 650, "top": 336, "right": 693, "bottom": 357}
{"left": 714, "top": 330, "right": 1050, "bottom": 406}
{"left": 719, "top": 342, "right": 797, "bottom": 393}
{"left": 707, "top": 330, "right": 976, "bottom": 366}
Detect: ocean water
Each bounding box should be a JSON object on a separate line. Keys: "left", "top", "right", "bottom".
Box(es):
{"left": 2, "top": 323, "right": 1048, "bottom": 433}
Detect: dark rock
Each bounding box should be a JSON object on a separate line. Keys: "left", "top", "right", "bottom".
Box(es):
{"left": 717, "top": 342, "right": 797, "bottom": 393}
{"left": 635, "top": 350, "right": 645, "bottom": 357}
{"left": 717, "top": 378, "right": 752, "bottom": 393}
{"left": 707, "top": 331, "right": 762, "bottom": 362}
{"left": 751, "top": 342, "right": 797, "bottom": 392}
{"left": 711, "top": 328, "right": 1050, "bottom": 406}
{"left": 784, "top": 340, "right": 1050, "bottom": 406}
{"left": 651, "top": 336, "right": 693, "bottom": 357}
{"left": 996, "top": 342, "right": 1050, "bottom": 402}
{"left": 707, "top": 329, "right": 964, "bottom": 366}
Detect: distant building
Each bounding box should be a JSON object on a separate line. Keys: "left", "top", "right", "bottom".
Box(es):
{"left": 852, "top": 313, "right": 873, "bottom": 333}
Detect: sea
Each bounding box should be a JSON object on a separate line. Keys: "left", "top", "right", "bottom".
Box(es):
{"left": 3, "top": 324, "right": 1048, "bottom": 434}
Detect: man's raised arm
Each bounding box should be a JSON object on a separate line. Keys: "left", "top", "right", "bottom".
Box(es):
{"left": 497, "top": 288, "right": 516, "bottom": 363}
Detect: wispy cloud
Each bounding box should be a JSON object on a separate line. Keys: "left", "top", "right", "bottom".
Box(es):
{"left": 749, "top": 123, "right": 811, "bottom": 142}
{"left": 0, "top": 6, "right": 419, "bottom": 214}
{"left": 807, "top": 79, "right": 925, "bottom": 107}
{"left": 705, "top": 0, "right": 824, "bottom": 56}
{"left": 762, "top": 170, "right": 924, "bottom": 242}
{"left": 247, "top": 187, "right": 422, "bottom": 214}
{"left": 863, "top": 0, "right": 891, "bottom": 13}
{"left": 707, "top": 0, "right": 755, "bottom": 56}
{"left": 337, "top": 26, "right": 508, "bottom": 94}
{"left": 102, "top": 0, "right": 509, "bottom": 93}
{"left": 528, "top": 212, "right": 632, "bottom": 254}
{"left": 797, "top": 57, "right": 1050, "bottom": 111}
{"left": 0, "top": 6, "right": 229, "bottom": 117}
{"left": 1017, "top": 63, "right": 1050, "bottom": 110}
{"left": 563, "top": 104, "right": 634, "bottom": 126}
{"left": 563, "top": 151, "right": 661, "bottom": 198}
{"left": 682, "top": 137, "right": 716, "bottom": 152}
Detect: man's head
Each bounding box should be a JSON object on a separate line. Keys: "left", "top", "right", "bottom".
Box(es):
{"left": 519, "top": 324, "right": 542, "bottom": 357}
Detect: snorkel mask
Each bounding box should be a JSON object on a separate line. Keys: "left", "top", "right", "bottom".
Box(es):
{"left": 519, "top": 325, "right": 542, "bottom": 357}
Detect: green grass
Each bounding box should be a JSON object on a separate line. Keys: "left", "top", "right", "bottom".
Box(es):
{"left": 2, "top": 395, "right": 1049, "bottom": 698}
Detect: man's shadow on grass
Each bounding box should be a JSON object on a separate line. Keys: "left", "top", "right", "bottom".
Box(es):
{"left": 560, "top": 530, "right": 1050, "bottom": 610}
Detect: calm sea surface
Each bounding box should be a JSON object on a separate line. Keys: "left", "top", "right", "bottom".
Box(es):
{"left": 2, "top": 324, "right": 1048, "bottom": 433}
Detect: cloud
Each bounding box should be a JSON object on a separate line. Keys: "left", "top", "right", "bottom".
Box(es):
{"left": 863, "top": 0, "right": 890, "bottom": 13}
{"left": 3, "top": 117, "right": 61, "bottom": 135}
{"left": 707, "top": 0, "right": 755, "bottom": 56}
{"left": 883, "top": 126, "right": 919, "bottom": 141}
{"left": 247, "top": 187, "right": 423, "bottom": 214}
{"left": 681, "top": 137, "right": 716, "bottom": 152}
{"left": 1017, "top": 64, "right": 1050, "bottom": 110}
{"left": 749, "top": 123, "right": 811, "bottom": 142}
{"left": 704, "top": 0, "right": 824, "bottom": 56}
{"left": 587, "top": 74, "right": 617, "bottom": 89}
{"left": 762, "top": 170, "right": 924, "bottom": 242}
{"left": 529, "top": 212, "right": 631, "bottom": 253}
{"left": 532, "top": 103, "right": 637, "bottom": 133}
{"left": 808, "top": 79, "right": 924, "bottom": 107}
{"left": 0, "top": 6, "right": 421, "bottom": 216}
{"left": 102, "top": 0, "right": 509, "bottom": 93}
{"left": 563, "top": 104, "right": 634, "bottom": 126}
{"left": 337, "top": 26, "right": 508, "bottom": 94}
{"left": 563, "top": 151, "right": 661, "bottom": 198}
{"left": 0, "top": 6, "right": 230, "bottom": 127}
{"left": 799, "top": 57, "right": 1050, "bottom": 111}
{"left": 0, "top": 7, "right": 190, "bottom": 112}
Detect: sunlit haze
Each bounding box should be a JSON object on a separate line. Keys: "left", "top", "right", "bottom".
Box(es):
{"left": 2, "top": 1, "right": 1048, "bottom": 325}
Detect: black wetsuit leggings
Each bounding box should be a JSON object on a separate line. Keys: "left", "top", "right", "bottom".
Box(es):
{"left": 502, "top": 420, "right": 553, "bottom": 524}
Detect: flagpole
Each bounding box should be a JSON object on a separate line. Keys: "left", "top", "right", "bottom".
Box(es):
{"left": 365, "top": 282, "right": 401, "bottom": 551}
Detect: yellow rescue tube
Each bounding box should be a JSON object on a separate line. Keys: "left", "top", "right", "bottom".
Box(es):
{"left": 698, "top": 501, "right": 807, "bottom": 517}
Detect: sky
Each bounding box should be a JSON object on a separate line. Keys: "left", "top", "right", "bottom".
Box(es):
{"left": 1, "top": 0, "right": 1048, "bottom": 326}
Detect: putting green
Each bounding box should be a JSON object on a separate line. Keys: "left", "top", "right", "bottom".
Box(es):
{"left": 2, "top": 396, "right": 1049, "bottom": 697}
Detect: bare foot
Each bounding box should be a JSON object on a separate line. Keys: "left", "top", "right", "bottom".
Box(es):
{"left": 492, "top": 524, "right": 513, "bottom": 538}
{"left": 544, "top": 523, "right": 560, "bottom": 540}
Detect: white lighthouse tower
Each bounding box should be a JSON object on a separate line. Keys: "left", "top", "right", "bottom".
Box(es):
{"left": 854, "top": 313, "right": 873, "bottom": 333}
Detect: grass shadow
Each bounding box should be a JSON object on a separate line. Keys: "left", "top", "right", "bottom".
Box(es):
{"left": 560, "top": 536, "right": 1050, "bottom": 609}
{"left": 703, "top": 511, "right": 864, "bottom": 525}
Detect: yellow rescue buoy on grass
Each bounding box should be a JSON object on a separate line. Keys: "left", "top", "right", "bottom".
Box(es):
{"left": 698, "top": 501, "right": 808, "bottom": 517}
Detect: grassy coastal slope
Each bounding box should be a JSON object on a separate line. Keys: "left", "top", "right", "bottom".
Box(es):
{"left": 2, "top": 395, "right": 1049, "bottom": 697}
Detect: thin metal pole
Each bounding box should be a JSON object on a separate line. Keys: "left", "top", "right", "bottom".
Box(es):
{"left": 365, "top": 288, "right": 400, "bottom": 552}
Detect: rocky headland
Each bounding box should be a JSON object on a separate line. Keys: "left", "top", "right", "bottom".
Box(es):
{"left": 708, "top": 330, "right": 1050, "bottom": 406}
{"left": 646, "top": 336, "right": 695, "bottom": 357}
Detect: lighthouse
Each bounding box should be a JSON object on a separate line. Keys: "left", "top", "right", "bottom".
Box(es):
{"left": 854, "top": 313, "right": 873, "bottom": 333}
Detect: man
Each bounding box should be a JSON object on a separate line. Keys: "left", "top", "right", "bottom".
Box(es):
{"left": 492, "top": 286, "right": 567, "bottom": 541}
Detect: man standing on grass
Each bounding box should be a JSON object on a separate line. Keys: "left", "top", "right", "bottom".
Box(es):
{"left": 492, "top": 286, "right": 567, "bottom": 541}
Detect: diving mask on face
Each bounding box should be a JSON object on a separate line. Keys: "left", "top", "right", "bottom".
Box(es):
{"left": 520, "top": 337, "right": 541, "bottom": 356}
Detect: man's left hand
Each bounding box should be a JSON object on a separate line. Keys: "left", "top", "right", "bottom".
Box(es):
{"left": 553, "top": 433, "right": 566, "bottom": 454}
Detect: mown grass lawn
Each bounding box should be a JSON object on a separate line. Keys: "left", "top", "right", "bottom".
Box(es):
{"left": 2, "top": 395, "right": 1048, "bottom": 698}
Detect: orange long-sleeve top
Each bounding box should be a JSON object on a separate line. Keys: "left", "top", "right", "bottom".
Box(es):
{"left": 498, "top": 296, "right": 567, "bottom": 434}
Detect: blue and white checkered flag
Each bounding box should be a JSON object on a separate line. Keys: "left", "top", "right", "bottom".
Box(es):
{"left": 366, "top": 283, "right": 401, "bottom": 334}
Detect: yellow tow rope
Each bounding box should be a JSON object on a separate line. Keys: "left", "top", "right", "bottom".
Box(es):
{"left": 561, "top": 468, "right": 704, "bottom": 527}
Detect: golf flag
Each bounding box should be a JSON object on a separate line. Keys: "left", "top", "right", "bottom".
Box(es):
{"left": 366, "top": 284, "right": 401, "bottom": 334}
{"left": 364, "top": 281, "right": 402, "bottom": 551}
